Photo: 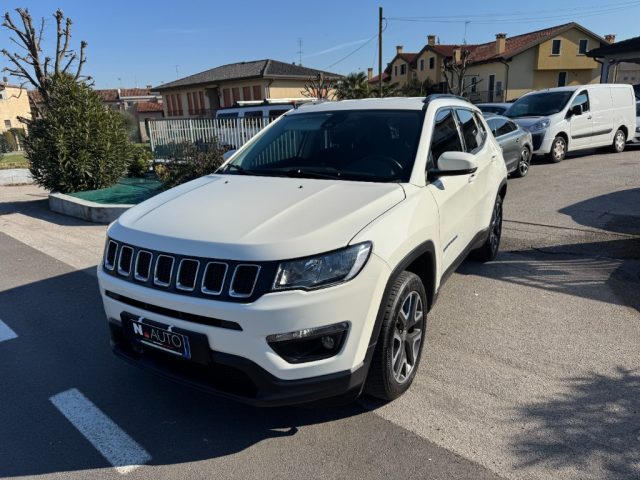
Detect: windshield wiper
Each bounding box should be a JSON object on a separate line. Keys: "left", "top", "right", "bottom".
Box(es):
{"left": 219, "top": 163, "right": 257, "bottom": 175}
{"left": 283, "top": 168, "right": 343, "bottom": 180}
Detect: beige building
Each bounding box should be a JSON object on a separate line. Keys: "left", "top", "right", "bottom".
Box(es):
{"left": 375, "top": 22, "right": 608, "bottom": 102}
{"left": 0, "top": 83, "right": 31, "bottom": 135}
{"left": 154, "top": 59, "right": 341, "bottom": 118}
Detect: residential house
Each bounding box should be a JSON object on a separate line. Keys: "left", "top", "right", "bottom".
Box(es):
{"left": 135, "top": 101, "right": 164, "bottom": 142}
{"left": 587, "top": 34, "right": 640, "bottom": 84}
{"left": 374, "top": 22, "right": 608, "bottom": 102}
{"left": 0, "top": 82, "right": 31, "bottom": 143}
{"left": 153, "top": 59, "right": 341, "bottom": 118}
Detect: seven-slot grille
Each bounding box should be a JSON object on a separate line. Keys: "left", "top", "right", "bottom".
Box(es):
{"left": 103, "top": 239, "right": 268, "bottom": 302}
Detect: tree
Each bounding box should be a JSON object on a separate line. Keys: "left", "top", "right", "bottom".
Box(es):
{"left": 302, "top": 74, "right": 336, "bottom": 100}
{"left": 1, "top": 8, "right": 90, "bottom": 110}
{"left": 442, "top": 49, "right": 472, "bottom": 96}
{"left": 334, "top": 72, "right": 370, "bottom": 100}
{"left": 369, "top": 82, "right": 399, "bottom": 98}
{"left": 399, "top": 77, "right": 439, "bottom": 97}
{"left": 25, "top": 74, "right": 131, "bottom": 193}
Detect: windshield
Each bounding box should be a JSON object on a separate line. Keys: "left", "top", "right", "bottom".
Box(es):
{"left": 219, "top": 109, "right": 424, "bottom": 182}
{"left": 505, "top": 91, "right": 575, "bottom": 118}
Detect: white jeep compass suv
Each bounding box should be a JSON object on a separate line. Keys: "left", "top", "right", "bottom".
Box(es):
{"left": 98, "top": 95, "right": 507, "bottom": 405}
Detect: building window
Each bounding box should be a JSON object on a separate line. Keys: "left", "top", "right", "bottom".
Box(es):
{"left": 420, "top": 59, "right": 424, "bottom": 71}
{"left": 551, "top": 39, "right": 561, "bottom": 55}
{"left": 471, "top": 77, "right": 477, "bottom": 93}
{"left": 253, "top": 85, "right": 262, "bottom": 100}
{"left": 4, "top": 119, "right": 11, "bottom": 129}
{"left": 242, "top": 86, "right": 251, "bottom": 101}
{"left": 400, "top": 64, "right": 406, "bottom": 75}
{"left": 187, "top": 92, "right": 194, "bottom": 115}
{"left": 394, "top": 65, "right": 398, "bottom": 76}
{"left": 558, "top": 71, "right": 567, "bottom": 87}
{"left": 578, "top": 39, "right": 588, "bottom": 55}
{"left": 429, "top": 57, "right": 435, "bottom": 70}
{"left": 198, "top": 91, "right": 205, "bottom": 113}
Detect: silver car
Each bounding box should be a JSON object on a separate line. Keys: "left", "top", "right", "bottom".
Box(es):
{"left": 484, "top": 114, "right": 533, "bottom": 178}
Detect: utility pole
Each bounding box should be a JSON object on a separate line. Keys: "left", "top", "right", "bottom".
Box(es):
{"left": 378, "top": 6, "right": 383, "bottom": 98}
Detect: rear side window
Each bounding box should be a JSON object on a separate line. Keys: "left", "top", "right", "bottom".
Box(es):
{"left": 497, "top": 120, "right": 516, "bottom": 136}
{"left": 456, "top": 109, "right": 485, "bottom": 153}
{"left": 430, "top": 109, "right": 463, "bottom": 166}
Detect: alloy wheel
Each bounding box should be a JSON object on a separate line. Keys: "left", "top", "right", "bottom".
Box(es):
{"left": 519, "top": 148, "right": 530, "bottom": 176}
{"left": 553, "top": 138, "right": 565, "bottom": 161}
{"left": 615, "top": 131, "right": 626, "bottom": 151}
{"left": 489, "top": 197, "right": 502, "bottom": 255}
{"left": 391, "top": 291, "right": 424, "bottom": 384}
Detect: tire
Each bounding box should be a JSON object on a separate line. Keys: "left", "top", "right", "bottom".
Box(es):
{"left": 472, "top": 194, "right": 503, "bottom": 262}
{"left": 548, "top": 135, "right": 566, "bottom": 163}
{"left": 512, "top": 145, "right": 531, "bottom": 178}
{"left": 365, "top": 271, "right": 427, "bottom": 401}
{"left": 610, "top": 129, "right": 626, "bottom": 153}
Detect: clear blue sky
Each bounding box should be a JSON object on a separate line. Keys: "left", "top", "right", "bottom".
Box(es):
{"left": 2, "top": 0, "right": 639, "bottom": 89}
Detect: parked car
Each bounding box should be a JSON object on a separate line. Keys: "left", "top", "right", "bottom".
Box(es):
{"left": 477, "top": 103, "right": 511, "bottom": 115}
{"left": 484, "top": 114, "right": 533, "bottom": 177}
{"left": 215, "top": 99, "right": 315, "bottom": 119}
{"left": 635, "top": 101, "right": 640, "bottom": 142}
{"left": 504, "top": 84, "right": 636, "bottom": 162}
{"left": 98, "top": 95, "right": 507, "bottom": 406}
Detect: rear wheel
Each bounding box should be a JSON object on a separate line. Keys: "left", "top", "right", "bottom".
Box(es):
{"left": 548, "top": 135, "right": 566, "bottom": 163}
{"left": 610, "top": 129, "right": 626, "bottom": 153}
{"left": 512, "top": 145, "right": 531, "bottom": 178}
{"left": 365, "top": 271, "right": 427, "bottom": 401}
{"left": 472, "top": 194, "right": 503, "bottom": 262}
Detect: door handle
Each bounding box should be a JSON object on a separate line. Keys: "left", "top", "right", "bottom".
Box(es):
{"left": 468, "top": 172, "right": 477, "bottom": 183}
{"left": 515, "top": 138, "right": 520, "bottom": 143}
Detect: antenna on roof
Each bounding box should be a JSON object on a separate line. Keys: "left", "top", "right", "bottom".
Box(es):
{"left": 297, "top": 37, "right": 303, "bottom": 66}
{"left": 463, "top": 20, "right": 470, "bottom": 45}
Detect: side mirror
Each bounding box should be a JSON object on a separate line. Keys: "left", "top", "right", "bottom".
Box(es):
{"left": 569, "top": 104, "right": 583, "bottom": 117}
{"left": 222, "top": 149, "right": 237, "bottom": 161}
{"left": 428, "top": 151, "right": 478, "bottom": 179}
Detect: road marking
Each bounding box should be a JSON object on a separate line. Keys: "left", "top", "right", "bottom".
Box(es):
{"left": 0, "top": 319, "right": 17, "bottom": 343}
{"left": 49, "top": 388, "right": 151, "bottom": 474}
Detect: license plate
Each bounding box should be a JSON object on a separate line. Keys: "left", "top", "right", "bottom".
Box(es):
{"left": 128, "top": 317, "right": 191, "bottom": 359}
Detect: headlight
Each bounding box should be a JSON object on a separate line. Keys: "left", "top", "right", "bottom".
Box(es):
{"left": 528, "top": 119, "right": 550, "bottom": 132}
{"left": 273, "top": 242, "right": 372, "bottom": 291}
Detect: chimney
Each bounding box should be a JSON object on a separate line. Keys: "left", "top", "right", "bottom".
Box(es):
{"left": 396, "top": 45, "right": 403, "bottom": 55}
{"left": 367, "top": 68, "right": 373, "bottom": 80}
{"left": 2, "top": 76, "right": 7, "bottom": 84}
{"left": 453, "top": 47, "right": 461, "bottom": 63}
{"left": 427, "top": 35, "right": 436, "bottom": 46}
{"left": 605, "top": 34, "right": 616, "bottom": 43}
{"left": 496, "top": 33, "right": 507, "bottom": 54}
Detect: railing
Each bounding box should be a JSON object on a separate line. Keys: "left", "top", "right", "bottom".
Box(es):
{"left": 466, "top": 90, "right": 506, "bottom": 104}
{"left": 148, "top": 117, "right": 273, "bottom": 156}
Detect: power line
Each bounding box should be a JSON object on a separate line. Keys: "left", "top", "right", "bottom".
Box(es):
{"left": 325, "top": 19, "right": 387, "bottom": 70}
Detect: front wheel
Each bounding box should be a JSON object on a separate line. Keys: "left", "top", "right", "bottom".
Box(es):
{"left": 472, "top": 194, "right": 503, "bottom": 262}
{"left": 365, "top": 271, "right": 427, "bottom": 401}
{"left": 512, "top": 145, "right": 531, "bottom": 178}
{"left": 610, "top": 129, "right": 626, "bottom": 153}
{"left": 548, "top": 135, "right": 566, "bottom": 163}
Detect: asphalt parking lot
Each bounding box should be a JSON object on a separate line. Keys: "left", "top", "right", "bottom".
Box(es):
{"left": 0, "top": 146, "right": 638, "bottom": 480}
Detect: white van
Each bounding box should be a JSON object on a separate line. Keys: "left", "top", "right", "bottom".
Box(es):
{"left": 215, "top": 99, "right": 316, "bottom": 120}
{"left": 505, "top": 84, "right": 636, "bottom": 162}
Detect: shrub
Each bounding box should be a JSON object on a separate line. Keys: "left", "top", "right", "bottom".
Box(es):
{"left": 128, "top": 144, "right": 152, "bottom": 177}
{"left": 157, "top": 141, "right": 224, "bottom": 188}
{"left": 25, "top": 74, "right": 132, "bottom": 193}
{"left": 0, "top": 135, "right": 10, "bottom": 154}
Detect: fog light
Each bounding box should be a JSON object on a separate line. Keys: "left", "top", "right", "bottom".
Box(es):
{"left": 266, "top": 322, "right": 349, "bottom": 364}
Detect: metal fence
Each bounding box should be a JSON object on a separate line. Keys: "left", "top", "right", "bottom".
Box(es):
{"left": 148, "top": 117, "right": 273, "bottom": 157}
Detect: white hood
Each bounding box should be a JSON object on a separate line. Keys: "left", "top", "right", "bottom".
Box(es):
{"left": 110, "top": 175, "right": 405, "bottom": 261}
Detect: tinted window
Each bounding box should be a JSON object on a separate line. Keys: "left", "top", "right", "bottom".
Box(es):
{"left": 456, "top": 109, "right": 484, "bottom": 153}
{"left": 571, "top": 91, "right": 590, "bottom": 112}
{"left": 430, "top": 109, "right": 463, "bottom": 165}
{"left": 636, "top": 102, "right": 640, "bottom": 116}
{"left": 505, "top": 91, "right": 574, "bottom": 117}
{"left": 226, "top": 110, "right": 424, "bottom": 182}
{"left": 579, "top": 39, "right": 588, "bottom": 55}
{"left": 268, "top": 109, "right": 289, "bottom": 118}
{"left": 497, "top": 120, "right": 516, "bottom": 136}
{"left": 217, "top": 112, "right": 238, "bottom": 119}
{"left": 552, "top": 39, "right": 561, "bottom": 55}
{"left": 244, "top": 110, "right": 263, "bottom": 118}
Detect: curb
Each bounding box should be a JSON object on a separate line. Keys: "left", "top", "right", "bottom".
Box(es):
{"left": 48, "top": 192, "right": 133, "bottom": 224}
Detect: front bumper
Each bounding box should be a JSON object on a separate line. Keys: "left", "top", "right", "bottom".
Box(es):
{"left": 97, "top": 253, "right": 390, "bottom": 403}
{"left": 531, "top": 131, "right": 549, "bottom": 154}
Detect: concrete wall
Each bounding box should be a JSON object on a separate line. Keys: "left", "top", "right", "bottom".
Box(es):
{"left": 0, "top": 86, "right": 31, "bottom": 133}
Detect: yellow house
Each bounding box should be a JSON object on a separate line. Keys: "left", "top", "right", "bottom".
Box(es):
{"left": 376, "top": 23, "right": 608, "bottom": 101}
{"left": 463, "top": 23, "right": 608, "bottom": 102}
{"left": 0, "top": 83, "right": 31, "bottom": 135}
{"left": 154, "top": 59, "right": 341, "bottom": 118}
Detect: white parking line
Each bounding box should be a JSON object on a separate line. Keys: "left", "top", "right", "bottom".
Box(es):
{"left": 0, "top": 319, "right": 17, "bottom": 343}
{"left": 49, "top": 388, "right": 151, "bottom": 474}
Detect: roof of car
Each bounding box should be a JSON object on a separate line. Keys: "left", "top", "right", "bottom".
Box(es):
{"left": 290, "top": 96, "right": 475, "bottom": 114}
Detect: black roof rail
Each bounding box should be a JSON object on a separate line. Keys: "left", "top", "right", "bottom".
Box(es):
{"left": 422, "top": 93, "right": 469, "bottom": 106}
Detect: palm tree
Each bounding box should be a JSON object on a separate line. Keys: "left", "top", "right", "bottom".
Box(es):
{"left": 369, "top": 82, "right": 399, "bottom": 98}
{"left": 334, "top": 72, "right": 370, "bottom": 100}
